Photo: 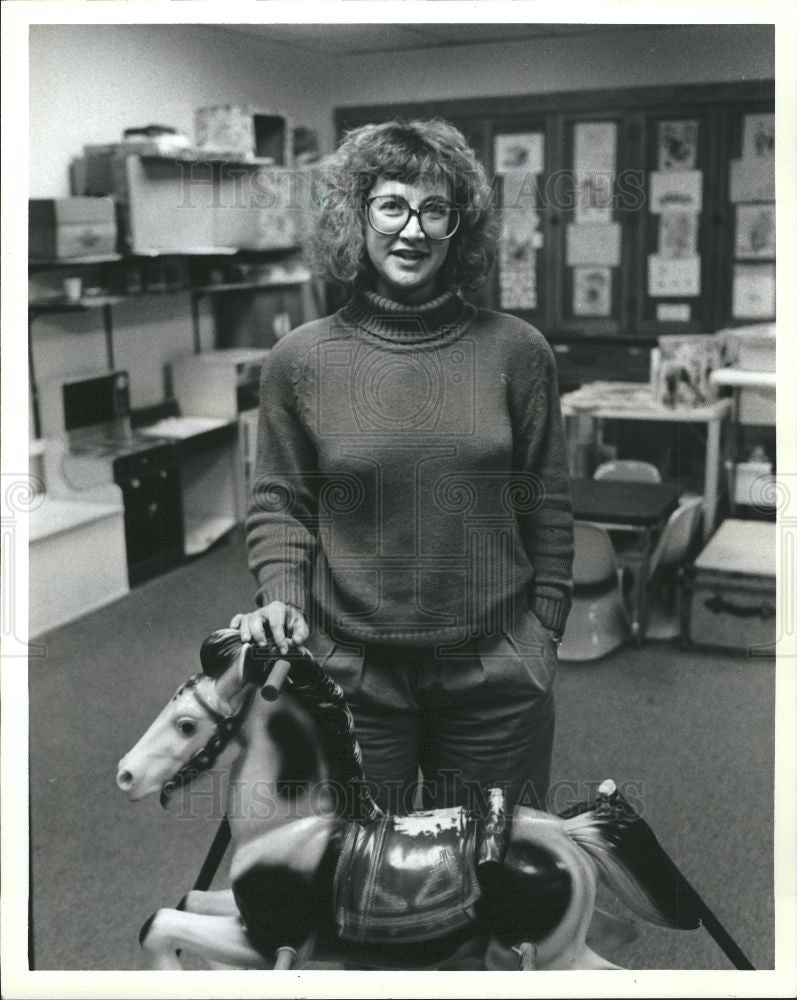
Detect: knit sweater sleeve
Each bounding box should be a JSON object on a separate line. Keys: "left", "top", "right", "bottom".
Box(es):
{"left": 245, "top": 340, "right": 318, "bottom": 612}
{"left": 509, "top": 331, "right": 574, "bottom": 635}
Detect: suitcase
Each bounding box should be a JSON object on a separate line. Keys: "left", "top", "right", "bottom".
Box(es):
{"left": 683, "top": 519, "right": 775, "bottom": 653}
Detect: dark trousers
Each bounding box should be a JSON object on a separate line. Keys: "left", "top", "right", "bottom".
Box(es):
{"left": 306, "top": 609, "right": 558, "bottom": 817}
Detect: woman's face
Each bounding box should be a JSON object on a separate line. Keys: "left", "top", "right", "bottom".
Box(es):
{"left": 364, "top": 177, "right": 453, "bottom": 304}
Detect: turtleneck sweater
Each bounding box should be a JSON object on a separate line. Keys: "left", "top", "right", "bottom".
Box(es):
{"left": 246, "top": 288, "right": 574, "bottom": 646}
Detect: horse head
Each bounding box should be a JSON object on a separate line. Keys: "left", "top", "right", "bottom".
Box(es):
{"left": 117, "top": 629, "right": 381, "bottom": 821}
{"left": 115, "top": 630, "right": 267, "bottom": 804}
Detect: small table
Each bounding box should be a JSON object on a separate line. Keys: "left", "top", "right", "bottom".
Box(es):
{"left": 570, "top": 478, "right": 681, "bottom": 643}
{"left": 561, "top": 382, "right": 731, "bottom": 542}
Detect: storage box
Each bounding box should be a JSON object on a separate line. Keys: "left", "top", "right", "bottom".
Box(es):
{"left": 29, "top": 197, "right": 117, "bottom": 260}
{"left": 684, "top": 519, "right": 775, "bottom": 652}
{"left": 735, "top": 324, "right": 776, "bottom": 372}
{"left": 733, "top": 461, "right": 775, "bottom": 507}
{"left": 738, "top": 384, "right": 776, "bottom": 425}
{"left": 195, "top": 105, "right": 292, "bottom": 165}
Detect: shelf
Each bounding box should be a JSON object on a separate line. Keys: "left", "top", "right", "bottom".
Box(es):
{"left": 28, "top": 254, "right": 123, "bottom": 270}
{"left": 193, "top": 277, "right": 310, "bottom": 294}
{"left": 183, "top": 514, "right": 238, "bottom": 556}
{"left": 137, "top": 152, "right": 278, "bottom": 167}
{"left": 710, "top": 368, "right": 776, "bottom": 389}
{"left": 130, "top": 246, "right": 239, "bottom": 258}
{"left": 29, "top": 495, "right": 124, "bottom": 543}
{"left": 29, "top": 294, "right": 126, "bottom": 314}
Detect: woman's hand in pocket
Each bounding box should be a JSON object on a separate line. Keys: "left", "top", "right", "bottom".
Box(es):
{"left": 229, "top": 602, "right": 309, "bottom": 655}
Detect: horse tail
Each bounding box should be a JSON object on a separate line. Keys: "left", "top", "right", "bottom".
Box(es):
{"left": 561, "top": 783, "right": 702, "bottom": 931}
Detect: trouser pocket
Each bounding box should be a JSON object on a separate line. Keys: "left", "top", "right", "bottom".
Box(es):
{"left": 506, "top": 611, "right": 557, "bottom": 694}
{"left": 304, "top": 632, "right": 366, "bottom": 699}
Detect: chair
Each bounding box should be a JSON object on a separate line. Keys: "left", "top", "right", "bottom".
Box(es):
{"left": 558, "top": 523, "right": 630, "bottom": 663}
{"left": 593, "top": 460, "right": 663, "bottom": 562}
{"left": 644, "top": 496, "right": 703, "bottom": 641}
{"left": 593, "top": 460, "right": 662, "bottom": 484}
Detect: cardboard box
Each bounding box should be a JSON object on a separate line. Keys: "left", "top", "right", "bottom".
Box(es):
{"left": 29, "top": 197, "right": 117, "bottom": 260}
{"left": 195, "top": 105, "right": 292, "bottom": 165}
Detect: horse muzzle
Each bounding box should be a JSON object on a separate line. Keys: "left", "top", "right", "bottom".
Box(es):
{"left": 116, "top": 758, "right": 152, "bottom": 800}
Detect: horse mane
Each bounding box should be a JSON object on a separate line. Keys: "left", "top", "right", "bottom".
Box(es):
{"left": 201, "top": 629, "right": 382, "bottom": 823}
{"left": 200, "top": 630, "right": 243, "bottom": 678}
{"left": 561, "top": 791, "right": 702, "bottom": 930}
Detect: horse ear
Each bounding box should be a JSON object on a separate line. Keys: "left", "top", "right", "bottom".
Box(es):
{"left": 200, "top": 629, "right": 246, "bottom": 679}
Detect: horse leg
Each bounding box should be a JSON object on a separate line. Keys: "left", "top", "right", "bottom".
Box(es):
{"left": 139, "top": 909, "right": 267, "bottom": 970}
{"left": 178, "top": 888, "right": 238, "bottom": 916}
{"left": 166, "top": 891, "right": 243, "bottom": 968}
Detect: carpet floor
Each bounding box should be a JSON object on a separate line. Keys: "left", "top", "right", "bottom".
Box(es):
{"left": 27, "top": 535, "right": 775, "bottom": 971}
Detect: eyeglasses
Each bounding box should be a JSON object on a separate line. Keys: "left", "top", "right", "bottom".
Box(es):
{"left": 366, "top": 195, "right": 460, "bottom": 241}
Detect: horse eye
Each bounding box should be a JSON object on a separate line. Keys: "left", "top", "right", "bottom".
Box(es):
{"left": 177, "top": 718, "right": 197, "bottom": 737}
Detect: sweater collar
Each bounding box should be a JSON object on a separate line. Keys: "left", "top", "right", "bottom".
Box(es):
{"left": 339, "top": 288, "right": 474, "bottom": 346}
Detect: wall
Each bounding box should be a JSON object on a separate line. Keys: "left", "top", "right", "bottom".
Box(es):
{"left": 329, "top": 24, "right": 775, "bottom": 108}
{"left": 29, "top": 23, "right": 335, "bottom": 198}
{"left": 28, "top": 23, "right": 336, "bottom": 413}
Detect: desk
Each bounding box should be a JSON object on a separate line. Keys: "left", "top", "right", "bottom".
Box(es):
{"left": 561, "top": 382, "right": 731, "bottom": 542}
{"left": 570, "top": 478, "right": 680, "bottom": 642}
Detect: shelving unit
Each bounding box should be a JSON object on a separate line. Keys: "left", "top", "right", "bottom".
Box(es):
{"left": 28, "top": 249, "right": 310, "bottom": 430}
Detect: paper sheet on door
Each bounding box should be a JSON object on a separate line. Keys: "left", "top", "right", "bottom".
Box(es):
{"left": 735, "top": 204, "right": 775, "bottom": 259}
{"left": 742, "top": 113, "right": 775, "bottom": 161}
{"left": 729, "top": 158, "right": 775, "bottom": 203}
{"left": 648, "top": 255, "right": 701, "bottom": 297}
{"left": 572, "top": 267, "right": 612, "bottom": 317}
{"left": 649, "top": 171, "right": 703, "bottom": 214}
{"left": 566, "top": 222, "right": 621, "bottom": 266}
{"left": 732, "top": 263, "right": 775, "bottom": 319}
{"left": 573, "top": 122, "right": 616, "bottom": 223}
{"left": 659, "top": 213, "right": 698, "bottom": 258}
{"left": 658, "top": 120, "right": 698, "bottom": 170}
{"left": 494, "top": 133, "right": 544, "bottom": 175}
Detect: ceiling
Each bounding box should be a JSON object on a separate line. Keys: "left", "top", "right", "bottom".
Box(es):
{"left": 225, "top": 22, "right": 668, "bottom": 57}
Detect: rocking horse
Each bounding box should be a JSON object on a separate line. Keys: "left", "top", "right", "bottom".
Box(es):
{"left": 117, "top": 629, "right": 754, "bottom": 971}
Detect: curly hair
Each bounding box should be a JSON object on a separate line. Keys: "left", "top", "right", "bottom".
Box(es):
{"left": 304, "top": 118, "right": 498, "bottom": 292}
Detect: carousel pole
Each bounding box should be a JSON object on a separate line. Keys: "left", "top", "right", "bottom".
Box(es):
{"left": 191, "top": 814, "right": 231, "bottom": 893}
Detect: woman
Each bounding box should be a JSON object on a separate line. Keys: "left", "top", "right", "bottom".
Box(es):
{"left": 232, "top": 119, "right": 573, "bottom": 816}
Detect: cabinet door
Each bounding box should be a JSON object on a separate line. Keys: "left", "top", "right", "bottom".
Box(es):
{"left": 553, "top": 112, "right": 630, "bottom": 336}
{"left": 633, "top": 108, "right": 720, "bottom": 336}
{"left": 488, "top": 116, "right": 550, "bottom": 331}
{"left": 715, "top": 103, "right": 776, "bottom": 328}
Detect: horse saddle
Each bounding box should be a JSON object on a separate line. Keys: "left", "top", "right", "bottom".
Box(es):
{"left": 333, "top": 806, "right": 483, "bottom": 944}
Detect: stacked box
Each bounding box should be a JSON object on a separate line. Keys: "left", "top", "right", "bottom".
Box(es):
{"left": 29, "top": 197, "right": 117, "bottom": 259}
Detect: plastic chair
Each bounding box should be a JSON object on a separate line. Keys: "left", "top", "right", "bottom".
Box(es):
{"left": 558, "top": 523, "right": 630, "bottom": 662}
{"left": 593, "top": 460, "right": 662, "bottom": 484}
{"left": 644, "top": 496, "right": 703, "bottom": 640}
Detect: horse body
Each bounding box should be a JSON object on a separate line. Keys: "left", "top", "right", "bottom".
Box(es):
{"left": 117, "top": 630, "right": 703, "bottom": 971}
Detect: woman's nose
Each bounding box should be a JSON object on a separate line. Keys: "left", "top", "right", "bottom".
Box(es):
{"left": 398, "top": 212, "right": 424, "bottom": 238}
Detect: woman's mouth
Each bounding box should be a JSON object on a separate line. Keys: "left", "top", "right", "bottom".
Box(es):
{"left": 391, "top": 249, "right": 428, "bottom": 262}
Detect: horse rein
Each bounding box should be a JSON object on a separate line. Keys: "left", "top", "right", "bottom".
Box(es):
{"left": 159, "top": 675, "right": 256, "bottom": 808}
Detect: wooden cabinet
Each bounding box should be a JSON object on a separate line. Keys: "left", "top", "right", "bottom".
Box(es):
{"left": 335, "top": 82, "right": 775, "bottom": 377}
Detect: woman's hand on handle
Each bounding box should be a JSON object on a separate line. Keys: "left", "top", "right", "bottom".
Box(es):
{"left": 229, "top": 603, "right": 309, "bottom": 655}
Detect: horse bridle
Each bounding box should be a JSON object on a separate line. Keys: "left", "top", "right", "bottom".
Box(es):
{"left": 159, "top": 675, "right": 255, "bottom": 808}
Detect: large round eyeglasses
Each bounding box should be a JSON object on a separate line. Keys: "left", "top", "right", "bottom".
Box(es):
{"left": 366, "top": 195, "right": 460, "bottom": 241}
